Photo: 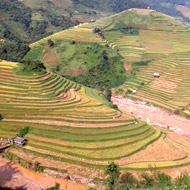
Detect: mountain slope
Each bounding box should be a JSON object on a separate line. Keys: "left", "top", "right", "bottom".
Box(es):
{"left": 1, "top": 60, "right": 190, "bottom": 179}
{"left": 26, "top": 9, "right": 190, "bottom": 117}
{"left": 1, "top": 0, "right": 189, "bottom": 61}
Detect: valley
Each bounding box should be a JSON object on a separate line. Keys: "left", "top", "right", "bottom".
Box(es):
{"left": 112, "top": 96, "right": 190, "bottom": 136}
{"left": 0, "top": 4, "right": 190, "bottom": 190}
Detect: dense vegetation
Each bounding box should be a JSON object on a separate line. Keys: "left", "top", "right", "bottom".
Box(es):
{"left": 25, "top": 40, "right": 126, "bottom": 90}
{"left": 0, "top": 0, "right": 77, "bottom": 61}
{"left": 65, "top": 49, "right": 126, "bottom": 90}
{"left": 17, "top": 127, "right": 30, "bottom": 138}
{"left": 0, "top": 0, "right": 189, "bottom": 61}
{"left": 87, "top": 162, "right": 190, "bottom": 190}
{"left": 0, "top": 41, "right": 30, "bottom": 62}
{"left": 16, "top": 59, "right": 46, "bottom": 75}
{"left": 73, "top": 0, "right": 189, "bottom": 22}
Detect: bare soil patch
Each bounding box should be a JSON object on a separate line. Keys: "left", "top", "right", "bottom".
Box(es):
{"left": 42, "top": 52, "right": 54, "bottom": 63}
{"left": 51, "top": 0, "right": 72, "bottom": 9}
{"left": 112, "top": 96, "right": 190, "bottom": 136}
{"left": 77, "top": 70, "right": 85, "bottom": 75}
{"left": 123, "top": 63, "right": 131, "bottom": 71}
{"left": 176, "top": 5, "right": 190, "bottom": 18}
{"left": 67, "top": 70, "right": 75, "bottom": 76}
{"left": 0, "top": 156, "right": 90, "bottom": 190}
{"left": 0, "top": 157, "right": 43, "bottom": 190}
{"left": 42, "top": 52, "right": 60, "bottom": 66}
{"left": 9, "top": 149, "right": 105, "bottom": 187}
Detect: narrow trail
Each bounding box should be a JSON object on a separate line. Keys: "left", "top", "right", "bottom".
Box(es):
{"left": 112, "top": 96, "right": 190, "bottom": 136}
{"left": 0, "top": 157, "right": 89, "bottom": 190}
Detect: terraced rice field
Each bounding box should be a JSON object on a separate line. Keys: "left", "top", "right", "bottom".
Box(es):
{"left": 117, "top": 53, "right": 190, "bottom": 115}
{"left": 30, "top": 23, "right": 105, "bottom": 48}
{"left": 1, "top": 60, "right": 190, "bottom": 176}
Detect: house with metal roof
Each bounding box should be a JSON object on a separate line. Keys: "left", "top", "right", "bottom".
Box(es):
{"left": 14, "top": 137, "right": 27, "bottom": 146}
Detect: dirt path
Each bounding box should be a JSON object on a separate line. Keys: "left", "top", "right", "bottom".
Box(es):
{"left": 0, "top": 157, "right": 89, "bottom": 190}
{"left": 112, "top": 96, "right": 190, "bottom": 136}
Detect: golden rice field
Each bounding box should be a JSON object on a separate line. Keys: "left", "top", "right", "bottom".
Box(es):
{"left": 1, "top": 60, "right": 190, "bottom": 177}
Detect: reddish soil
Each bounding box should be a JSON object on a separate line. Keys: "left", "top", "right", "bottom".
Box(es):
{"left": 54, "top": 55, "right": 60, "bottom": 67}
{"left": 67, "top": 70, "right": 75, "bottom": 76}
{"left": 42, "top": 53, "right": 60, "bottom": 66}
{"left": 77, "top": 70, "right": 85, "bottom": 75}
{"left": 0, "top": 157, "right": 89, "bottom": 190}
{"left": 112, "top": 96, "right": 190, "bottom": 136}
{"left": 27, "top": 3, "right": 33, "bottom": 7}
{"left": 127, "top": 24, "right": 148, "bottom": 29}
{"left": 43, "top": 52, "right": 54, "bottom": 63}
{"left": 123, "top": 63, "right": 131, "bottom": 71}
{"left": 51, "top": 0, "right": 72, "bottom": 9}
{"left": 176, "top": 5, "right": 190, "bottom": 18}
{"left": 45, "top": 45, "right": 50, "bottom": 49}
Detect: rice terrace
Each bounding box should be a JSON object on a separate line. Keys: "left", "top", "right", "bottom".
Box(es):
{"left": 0, "top": 5, "right": 190, "bottom": 190}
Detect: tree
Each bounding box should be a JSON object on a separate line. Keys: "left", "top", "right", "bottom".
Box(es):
{"left": 105, "top": 88, "right": 112, "bottom": 102}
{"left": 34, "top": 161, "right": 41, "bottom": 172}
{"left": 0, "top": 114, "right": 3, "bottom": 121}
{"left": 105, "top": 162, "right": 120, "bottom": 190}
{"left": 48, "top": 39, "right": 54, "bottom": 47}
{"left": 19, "top": 59, "right": 46, "bottom": 74}
{"left": 120, "top": 172, "right": 137, "bottom": 188}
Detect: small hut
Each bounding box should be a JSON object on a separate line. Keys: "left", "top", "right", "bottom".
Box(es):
{"left": 14, "top": 137, "right": 27, "bottom": 146}
{"left": 90, "top": 19, "right": 95, "bottom": 22}
{"left": 153, "top": 73, "right": 160, "bottom": 78}
{"left": 132, "top": 90, "right": 137, "bottom": 94}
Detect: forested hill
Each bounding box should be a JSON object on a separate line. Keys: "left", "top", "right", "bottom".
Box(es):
{"left": 0, "top": 0, "right": 190, "bottom": 61}
{"left": 0, "top": 0, "right": 77, "bottom": 61}
{"left": 73, "top": 0, "right": 189, "bottom": 22}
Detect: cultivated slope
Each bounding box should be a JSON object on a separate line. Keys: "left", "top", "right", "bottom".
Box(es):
{"left": 26, "top": 9, "right": 190, "bottom": 117}
{"left": 1, "top": 60, "right": 190, "bottom": 177}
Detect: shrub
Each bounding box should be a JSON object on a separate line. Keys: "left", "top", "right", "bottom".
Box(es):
{"left": 174, "top": 173, "right": 190, "bottom": 189}
{"left": 45, "top": 183, "right": 60, "bottom": 190}
{"left": 141, "top": 172, "right": 157, "bottom": 188}
{"left": 34, "top": 161, "right": 41, "bottom": 172}
{"left": 17, "top": 126, "right": 30, "bottom": 137}
{"left": 155, "top": 172, "right": 171, "bottom": 187}
{"left": 112, "top": 104, "right": 118, "bottom": 110}
{"left": 120, "top": 172, "right": 137, "bottom": 188}
{"left": 174, "top": 109, "right": 180, "bottom": 114}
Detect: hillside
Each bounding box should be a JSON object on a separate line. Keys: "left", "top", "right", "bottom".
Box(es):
{"left": 1, "top": 60, "right": 190, "bottom": 181}
{"left": 26, "top": 9, "right": 190, "bottom": 117}
{"left": 1, "top": 0, "right": 189, "bottom": 61}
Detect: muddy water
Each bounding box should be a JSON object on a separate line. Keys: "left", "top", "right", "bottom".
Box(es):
{"left": 0, "top": 157, "right": 88, "bottom": 190}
